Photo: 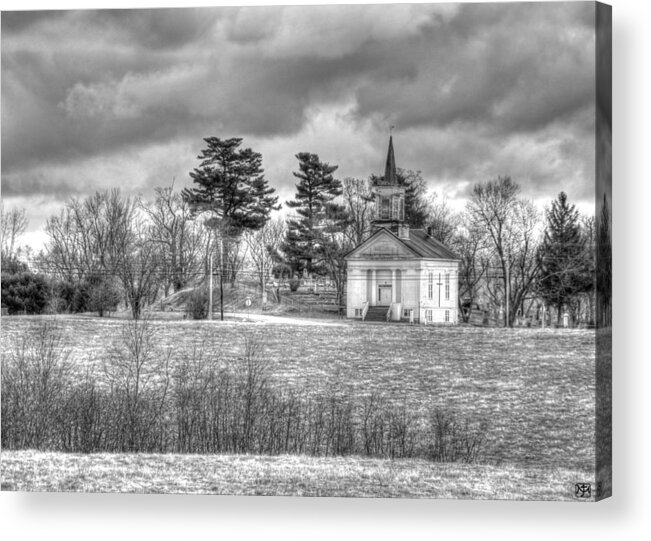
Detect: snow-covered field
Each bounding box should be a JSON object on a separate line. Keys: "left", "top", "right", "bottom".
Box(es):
{"left": 1, "top": 314, "right": 599, "bottom": 498}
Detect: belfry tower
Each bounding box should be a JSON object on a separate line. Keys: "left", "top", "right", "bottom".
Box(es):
{"left": 372, "top": 135, "right": 406, "bottom": 236}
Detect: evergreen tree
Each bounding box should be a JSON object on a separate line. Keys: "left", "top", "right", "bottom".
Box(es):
{"left": 400, "top": 169, "right": 431, "bottom": 229}
{"left": 1, "top": 269, "right": 50, "bottom": 315}
{"left": 182, "top": 137, "right": 279, "bottom": 235}
{"left": 281, "top": 153, "right": 344, "bottom": 274}
{"left": 537, "top": 192, "right": 589, "bottom": 324}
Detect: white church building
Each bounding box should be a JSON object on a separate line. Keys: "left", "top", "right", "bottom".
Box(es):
{"left": 345, "top": 137, "right": 460, "bottom": 324}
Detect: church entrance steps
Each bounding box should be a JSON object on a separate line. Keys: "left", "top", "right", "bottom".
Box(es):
{"left": 364, "top": 306, "right": 392, "bottom": 322}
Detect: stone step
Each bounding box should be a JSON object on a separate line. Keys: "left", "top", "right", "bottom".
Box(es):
{"left": 364, "top": 306, "right": 392, "bottom": 321}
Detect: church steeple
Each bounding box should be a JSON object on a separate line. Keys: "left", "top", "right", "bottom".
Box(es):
{"left": 372, "top": 134, "right": 406, "bottom": 234}
{"left": 383, "top": 135, "right": 397, "bottom": 186}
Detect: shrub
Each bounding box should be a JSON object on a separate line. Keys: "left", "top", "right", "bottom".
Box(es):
{"left": 86, "top": 276, "right": 121, "bottom": 317}
{"left": 426, "top": 410, "right": 488, "bottom": 463}
{"left": 1, "top": 321, "right": 72, "bottom": 449}
{"left": 0, "top": 271, "right": 50, "bottom": 314}
{"left": 50, "top": 280, "right": 77, "bottom": 313}
{"left": 186, "top": 287, "right": 208, "bottom": 319}
{"left": 102, "top": 318, "right": 172, "bottom": 452}
{"left": 52, "top": 276, "right": 122, "bottom": 316}
{"left": 0, "top": 255, "right": 28, "bottom": 274}
{"left": 289, "top": 275, "right": 300, "bottom": 292}
{"left": 1, "top": 325, "right": 488, "bottom": 464}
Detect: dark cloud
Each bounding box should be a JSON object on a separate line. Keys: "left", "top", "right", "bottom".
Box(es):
{"left": 353, "top": 2, "right": 595, "bottom": 136}
{"left": 0, "top": 10, "right": 68, "bottom": 33}
{"left": 92, "top": 8, "right": 222, "bottom": 50}
{"left": 2, "top": 3, "right": 598, "bottom": 236}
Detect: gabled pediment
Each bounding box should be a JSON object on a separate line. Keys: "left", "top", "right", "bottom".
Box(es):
{"left": 345, "top": 229, "right": 419, "bottom": 260}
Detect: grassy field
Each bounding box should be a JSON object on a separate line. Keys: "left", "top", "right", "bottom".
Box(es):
{"left": 0, "top": 314, "right": 598, "bottom": 499}
{"left": 1, "top": 451, "right": 593, "bottom": 500}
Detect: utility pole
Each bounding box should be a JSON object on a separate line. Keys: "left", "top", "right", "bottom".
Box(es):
{"left": 261, "top": 255, "right": 266, "bottom": 310}
{"left": 208, "top": 253, "right": 213, "bottom": 320}
{"left": 219, "top": 235, "right": 224, "bottom": 321}
{"left": 505, "top": 264, "right": 510, "bottom": 328}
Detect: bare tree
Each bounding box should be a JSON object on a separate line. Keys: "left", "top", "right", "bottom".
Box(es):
{"left": 467, "top": 177, "right": 541, "bottom": 326}
{"left": 451, "top": 219, "right": 489, "bottom": 322}
{"left": 44, "top": 204, "right": 89, "bottom": 284}
{"left": 45, "top": 189, "right": 135, "bottom": 283}
{"left": 317, "top": 227, "right": 352, "bottom": 316}
{"left": 103, "top": 318, "right": 171, "bottom": 452}
{"left": 426, "top": 194, "right": 460, "bottom": 246}
{"left": 1, "top": 203, "right": 28, "bottom": 261}
{"left": 341, "top": 177, "right": 374, "bottom": 245}
{"left": 507, "top": 199, "right": 541, "bottom": 323}
{"left": 223, "top": 236, "right": 248, "bottom": 285}
{"left": 117, "top": 219, "right": 161, "bottom": 320}
{"left": 140, "top": 183, "right": 205, "bottom": 297}
{"left": 44, "top": 189, "right": 151, "bottom": 317}
{"left": 313, "top": 204, "right": 353, "bottom": 317}
{"left": 243, "top": 218, "right": 286, "bottom": 291}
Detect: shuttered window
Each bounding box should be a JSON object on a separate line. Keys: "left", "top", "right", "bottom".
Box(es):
{"left": 380, "top": 197, "right": 391, "bottom": 219}
{"left": 392, "top": 196, "right": 400, "bottom": 220}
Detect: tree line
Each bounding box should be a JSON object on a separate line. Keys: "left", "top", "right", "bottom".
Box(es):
{"left": 1, "top": 136, "right": 611, "bottom": 327}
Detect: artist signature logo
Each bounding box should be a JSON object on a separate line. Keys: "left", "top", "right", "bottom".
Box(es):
{"left": 575, "top": 483, "right": 591, "bottom": 498}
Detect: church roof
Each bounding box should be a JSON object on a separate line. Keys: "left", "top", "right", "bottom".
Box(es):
{"left": 400, "top": 229, "right": 458, "bottom": 259}
{"left": 376, "top": 135, "right": 398, "bottom": 186}
{"left": 345, "top": 227, "right": 459, "bottom": 260}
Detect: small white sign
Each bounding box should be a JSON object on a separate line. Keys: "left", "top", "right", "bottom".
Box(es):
{"left": 245, "top": 297, "right": 252, "bottom": 307}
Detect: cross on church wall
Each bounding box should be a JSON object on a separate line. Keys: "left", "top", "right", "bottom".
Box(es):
{"left": 436, "top": 273, "right": 443, "bottom": 306}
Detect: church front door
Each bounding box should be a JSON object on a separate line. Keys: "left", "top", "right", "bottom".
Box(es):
{"left": 378, "top": 285, "right": 392, "bottom": 306}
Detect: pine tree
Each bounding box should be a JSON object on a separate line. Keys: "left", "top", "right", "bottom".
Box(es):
{"left": 281, "top": 153, "right": 344, "bottom": 275}
{"left": 400, "top": 169, "right": 431, "bottom": 229}
{"left": 182, "top": 137, "right": 279, "bottom": 235}
{"left": 537, "top": 192, "right": 588, "bottom": 324}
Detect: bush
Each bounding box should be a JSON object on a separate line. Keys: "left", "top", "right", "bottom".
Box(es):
{"left": 0, "top": 255, "right": 28, "bottom": 274}
{"left": 186, "top": 287, "right": 208, "bottom": 319}
{"left": 1, "top": 325, "right": 488, "bottom": 464}
{"left": 101, "top": 318, "right": 171, "bottom": 452}
{"left": 51, "top": 276, "right": 122, "bottom": 316}
{"left": 427, "top": 410, "right": 488, "bottom": 463}
{"left": 86, "top": 276, "right": 121, "bottom": 317}
{"left": 53, "top": 280, "right": 77, "bottom": 312}
{"left": 0, "top": 271, "right": 50, "bottom": 314}
{"left": 289, "top": 275, "right": 300, "bottom": 292}
{"left": 1, "top": 321, "right": 72, "bottom": 449}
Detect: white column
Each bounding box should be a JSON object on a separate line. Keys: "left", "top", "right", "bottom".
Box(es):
{"left": 391, "top": 269, "right": 396, "bottom": 303}
{"left": 371, "top": 269, "right": 377, "bottom": 305}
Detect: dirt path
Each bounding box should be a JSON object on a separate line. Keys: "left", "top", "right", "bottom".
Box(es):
{"left": 222, "top": 312, "right": 347, "bottom": 326}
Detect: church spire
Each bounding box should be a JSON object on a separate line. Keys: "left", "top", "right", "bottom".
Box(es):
{"left": 372, "top": 133, "right": 405, "bottom": 233}
{"left": 383, "top": 135, "right": 397, "bottom": 186}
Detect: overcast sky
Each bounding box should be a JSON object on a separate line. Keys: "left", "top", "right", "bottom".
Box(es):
{"left": 2, "top": 2, "right": 597, "bottom": 250}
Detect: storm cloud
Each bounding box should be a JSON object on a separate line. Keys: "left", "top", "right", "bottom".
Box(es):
{"left": 1, "top": 3, "right": 597, "bottom": 243}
